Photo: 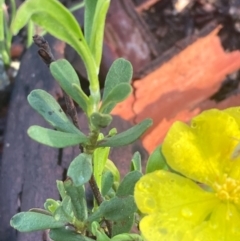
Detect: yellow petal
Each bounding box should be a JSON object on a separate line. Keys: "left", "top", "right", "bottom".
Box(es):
{"left": 140, "top": 213, "right": 191, "bottom": 241}
{"left": 224, "top": 107, "right": 240, "bottom": 126}
{"left": 223, "top": 107, "right": 240, "bottom": 179}
{"left": 139, "top": 200, "right": 219, "bottom": 241}
{"left": 162, "top": 109, "right": 240, "bottom": 185}
{"left": 136, "top": 171, "right": 240, "bottom": 241}
{"left": 135, "top": 170, "right": 217, "bottom": 216}
{"left": 182, "top": 202, "right": 240, "bottom": 241}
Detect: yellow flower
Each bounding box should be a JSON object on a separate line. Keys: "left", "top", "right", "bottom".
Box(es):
{"left": 134, "top": 108, "right": 240, "bottom": 241}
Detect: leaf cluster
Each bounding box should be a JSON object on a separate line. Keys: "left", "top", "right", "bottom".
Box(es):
{"left": 8, "top": 0, "right": 159, "bottom": 240}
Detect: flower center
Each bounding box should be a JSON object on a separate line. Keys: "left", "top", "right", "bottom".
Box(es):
{"left": 213, "top": 174, "right": 240, "bottom": 204}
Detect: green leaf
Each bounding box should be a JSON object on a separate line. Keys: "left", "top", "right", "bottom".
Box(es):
{"left": 146, "top": 145, "right": 169, "bottom": 173}
{"left": 72, "top": 83, "right": 89, "bottom": 113}
{"left": 11, "top": 0, "right": 83, "bottom": 37}
{"left": 28, "top": 208, "right": 52, "bottom": 216}
{"left": 67, "top": 153, "right": 92, "bottom": 186}
{"left": 50, "top": 60, "right": 89, "bottom": 113}
{"left": 97, "top": 119, "right": 153, "bottom": 147}
{"left": 28, "top": 126, "right": 88, "bottom": 148}
{"left": 93, "top": 135, "right": 110, "bottom": 189}
{"left": 100, "top": 83, "right": 132, "bottom": 114}
{"left": 90, "top": 221, "right": 111, "bottom": 241}
{"left": 84, "top": 0, "right": 97, "bottom": 45}
{"left": 112, "top": 214, "right": 135, "bottom": 237}
{"left": 101, "top": 171, "right": 114, "bottom": 196}
{"left": 108, "top": 128, "right": 117, "bottom": 136}
{"left": 10, "top": 212, "right": 65, "bottom": 232}
{"left": 11, "top": 0, "right": 85, "bottom": 53}
{"left": 28, "top": 89, "right": 81, "bottom": 134}
{"left": 116, "top": 171, "right": 142, "bottom": 197}
{"left": 130, "top": 151, "right": 142, "bottom": 172}
{"left": 104, "top": 159, "right": 120, "bottom": 184}
{"left": 103, "top": 58, "right": 132, "bottom": 102}
{"left": 53, "top": 205, "right": 70, "bottom": 223}
{"left": 89, "top": 0, "right": 110, "bottom": 67}
{"left": 50, "top": 227, "right": 94, "bottom": 241}
{"left": 61, "top": 196, "right": 74, "bottom": 218}
{"left": 87, "top": 196, "right": 137, "bottom": 222}
{"left": 90, "top": 112, "right": 112, "bottom": 128}
{"left": 111, "top": 233, "right": 144, "bottom": 241}
{"left": 11, "top": 0, "right": 97, "bottom": 90}
{"left": 64, "top": 180, "right": 88, "bottom": 222}
{"left": 53, "top": 196, "right": 74, "bottom": 223}
{"left": 56, "top": 180, "right": 67, "bottom": 199}
{"left": 44, "top": 199, "right": 60, "bottom": 213}
{"left": 0, "top": 0, "right": 4, "bottom": 42}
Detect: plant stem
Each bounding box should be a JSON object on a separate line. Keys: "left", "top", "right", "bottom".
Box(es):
{"left": 27, "top": 20, "right": 34, "bottom": 47}
{"left": 62, "top": 90, "right": 79, "bottom": 129}
{"left": 89, "top": 174, "right": 112, "bottom": 236}
{"left": 33, "top": 35, "right": 112, "bottom": 236}
{"left": 89, "top": 174, "right": 104, "bottom": 205}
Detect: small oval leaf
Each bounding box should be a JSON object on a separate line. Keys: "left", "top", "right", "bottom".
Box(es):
{"left": 50, "top": 59, "right": 80, "bottom": 87}
{"left": 116, "top": 171, "right": 142, "bottom": 197}
{"left": 100, "top": 83, "right": 132, "bottom": 114}
{"left": 44, "top": 199, "right": 60, "bottom": 213}
{"left": 28, "top": 126, "right": 88, "bottom": 148}
{"left": 111, "top": 233, "right": 143, "bottom": 241}
{"left": 10, "top": 212, "right": 65, "bottom": 232}
{"left": 93, "top": 135, "right": 110, "bottom": 189}
{"left": 72, "top": 83, "right": 89, "bottom": 113}
{"left": 67, "top": 153, "right": 92, "bottom": 186}
{"left": 131, "top": 151, "right": 142, "bottom": 172}
{"left": 105, "top": 159, "right": 120, "bottom": 183}
{"left": 28, "top": 89, "right": 81, "bottom": 134}
{"left": 53, "top": 196, "right": 74, "bottom": 223}
{"left": 103, "top": 58, "right": 133, "bottom": 102}
{"left": 101, "top": 171, "right": 114, "bottom": 196}
{"left": 87, "top": 196, "right": 137, "bottom": 222}
{"left": 50, "top": 227, "right": 94, "bottom": 241}
{"left": 64, "top": 180, "right": 88, "bottom": 222}
{"left": 50, "top": 60, "right": 89, "bottom": 113}
{"left": 90, "top": 221, "right": 111, "bottom": 241}
{"left": 56, "top": 180, "right": 67, "bottom": 200}
{"left": 28, "top": 208, "right": 52, "bottom": 216}
{"left": 146, "top": 145, "right": 169, "bottom": 173}
{"left": 90, "top": 112, "right": 112, "bottom": 128}
{"left": 97, "top": 119, "right": 153, "bottom": 147}
{"left": 111, "top": 214, "right": 135, "bottom": 237}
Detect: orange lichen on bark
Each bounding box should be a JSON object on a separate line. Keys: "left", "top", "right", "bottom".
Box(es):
{"left": 112, "top": 26, "right": 240, "bottom": 153}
